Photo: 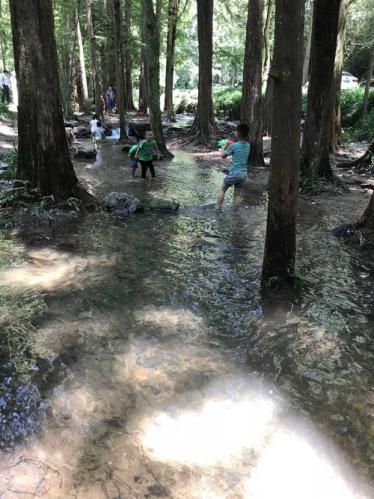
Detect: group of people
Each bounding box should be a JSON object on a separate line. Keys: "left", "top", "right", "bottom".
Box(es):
{"left": 89, "top": 109, "right": 250, "bottom": 208}
{"left": 128, "top": 122, "right": 251, "bottom": 210}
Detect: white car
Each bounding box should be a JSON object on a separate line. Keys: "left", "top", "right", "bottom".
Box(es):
{"left": 341, "top": 71, "right": 359, "bottom": 90}
{"left": 303, "top": 71, "right": 359, "bottom": 91}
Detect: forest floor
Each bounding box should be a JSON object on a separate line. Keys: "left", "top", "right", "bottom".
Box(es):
{"left": 0, "top": 115, "right": 373, "bottom": 498}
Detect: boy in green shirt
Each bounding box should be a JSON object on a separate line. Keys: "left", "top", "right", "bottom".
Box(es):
{"left": 135, "top": 131, "right": 160, "bottom": 179}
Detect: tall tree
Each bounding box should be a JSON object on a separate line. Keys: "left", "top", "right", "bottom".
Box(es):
{"left": 124, "top": 0, "right": 136, "bottom": 111}
{"left": 362, "top": 46, "right": 374, "bottom": 119}
{"left": 190, "top": 0, "right": 216, "bottom": 144}
{"left": 240, "top": 0, "right": 265, "bottom": 167}
{"left": 85, "top": 0, "right": 101, "bottom": 115}
{"left": 141, "top": 0, "right": 172, "bottom": 157}
{"left": 262, "top": 0, "right": 273, "bottom": 77}
{"left": 112, "top": 0, "right": 127, "bottom": 140}
{"left": 9, "top": 0, "right": 79, "bottom": 199}
{"left": 301, "top": 0, "right": 342, "bottom": 179}
{"left": 164, "top": 0, "right": 183, "bottom": 122}
{"left": 332, "top": 0, "right": 354, "bottom": 147}
{"left": 302, "top": 1, "right": 314, "bottom": 85}
{"left": 76, "top": 6, "right": 89, "bottom": 112}
{"left": 262, "top": 0, "right": 305, "bottom": 285}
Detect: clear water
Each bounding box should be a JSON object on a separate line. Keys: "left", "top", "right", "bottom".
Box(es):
{"left": 0, "top": 142, "right": 372, "bottom": 498}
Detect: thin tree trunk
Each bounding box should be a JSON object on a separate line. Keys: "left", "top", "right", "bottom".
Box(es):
{"left": 124, "top": 0, "right": 136, "bottom": 111}
{"left": 105, "top": 0, "right": 116, "bottom": 90}
{"left": 0, "top": 0, "right": 6, "bottom": 70}
{"left": 163, "top": 0, "right": 180, "bottom": 122}
{"left": 362, "top": 46, "right": 374, "bottom": 120}
{"left": 9, "top": 0, "right": 79, "bottom": 200}
{"left": 332, "top": 0, "right": 352, "bottom": 148}
{"left": 138, "top": 61, "right": 148, "bottom": 114}
{"left": 262, "top": 0, "right": 272, "bottom": 77}
{"left": 190, "top": 0, "right": 216, "bottom": 143}
{"left": 86, "top": 0, "right": 101, "bottom": 116}
{"left": 356, "top": 192, "right": 374, "bottom": 230}
{"left": 141, "top": 0, "right": 172, "bottom": 157}
{"left": 112, "top": 0, "right": 127, "bottom": 140}
{"left": 262, "top": 64, "right": 274, "bottom": 135}
{"left": 241, "top": 0, "right": 265, "bottom": 167}
{"left": 76, "top": 8, "right": 89, "bottom": 112}
{"left": 262, "top": 0, "right": 305, "bottom": 285}
{"left": 302, "top": 1, "right": 313, "bottom": 86}
{"left": 301, "top": 0, "right": 342, "bottom": 179}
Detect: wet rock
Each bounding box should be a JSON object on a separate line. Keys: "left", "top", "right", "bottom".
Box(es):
{"left": 143, "top": 197, "right": 179, "bottom": 213}
{"left": 73, "top": 145, "right": 97, "bottom": 160}
{"left": 102, "top": 192, "right": 143, "bottom": 214}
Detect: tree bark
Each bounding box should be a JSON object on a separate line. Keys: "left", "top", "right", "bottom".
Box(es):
{"left": 112, "top": 0, "right": 127, "bottom": 140}
{"left": 190, "top": 0, "right": 216, "bottom": 144}
{"left": 356, "top": 192, "right": 374, "bottom": 230}
{"left": 76, "top": 8, "right": 89, "bottom": 112}
{"left": 262, "top": 0, "right": 272, "bottom": 77}
{"left": 9, "top": 0, "right": 79, "bottom": 200}
{"left": 164, "top": 0, "right": 180, "bottom": 122}
{"left": 0, "top": 0, "right": 7, "bottom": 70}
{"left": 262, "top": 0, "right": 305, "bottom": 286}
{"left": 331, "top": 0, "right": 351, "bottom": 148}
{"left": 124, "top": 0, "right": 136, "bottom": 111}
{"left": 301, "top": 0, "right": 342, "bottom": 179}
{"left": 262, "top": 64, "right": 274, "bottom": 135}
{"left": 141, "top": 0, "right": 172, "bottom": 157}
{"left": 302, "top": 1, "right": 313, "bottom": 86}
{"left": 240, "top": 0, "right": 265, "bottom": 167}
{"left": 362, "top": 46, "right": 374, "bottom": 120}
{"left": 85, "top": 0, "right": 101, "bottom": 116}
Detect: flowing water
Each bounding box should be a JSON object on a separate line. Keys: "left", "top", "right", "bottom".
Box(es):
{"left": 0, "top": 142, "right": 373, "bottom": 498}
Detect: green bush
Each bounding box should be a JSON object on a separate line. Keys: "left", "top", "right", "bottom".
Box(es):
{"left": 0, "top": 147, "right": 18, "bottom": 180}
{"left": 340, "top": 88, "right": 374, "bottom": 128}
{"left": 0, "top": 102, "right": 10, "bottom": 118}
{"left": 213, "top": 87, "right": 242, "bottom": 120}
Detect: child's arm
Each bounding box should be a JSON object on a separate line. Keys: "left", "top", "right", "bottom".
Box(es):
{"left": 135, "top": 143, "right": 141, "bottom": 159}
{"left": 154, "top": 142, "right": 160, "bottom": 159}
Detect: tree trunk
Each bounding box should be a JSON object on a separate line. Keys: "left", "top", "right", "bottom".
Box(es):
{"left": 262, "top": 58, "right": 274, "bottom": 135}
{"left": 0, "top": 0, "right": 7, "bottom": 70}
{"left": 105, "top": 0, "right": 116, "bottom": 90}
{"left": 332, "top": 0, "right": 351, "bottom": 148}
{"left": 190, "top": 0, "right": 216, "bottom": 144}
{"left": 356, "top": 192, "right": 374, "bottom": 230}
{"left": 301, "top": 0, "right": 342, "bottom": 179}
{"left": 262, "top": 0, "right": 272, "bottom": 77}
{"left": 362, "top": 46, "right": 374, "bottom": 120}
{"left": 240, "top": 0, "right": 265, "bottom": 167}
{"left": 85, "top": 0, "right": 101, "bottom": 116}
{"left": 163, "top": 0, "right": 180, "bottom": 122}
{"left": 138, "top": 61, "right": 148, "bottom": 114}
{"left": 9, "top": 0, "right": 79, "bottom": 200}
{"left": 302, "top": 1, "right": 313, "bottom": 86}
{"left": 112, "top": 0, "right": 127, "bottom": 140}
{"left": 76, "top": 9, "right": 89, "bottom": 112}
{"left": 262, "top": 0, "right": 305, "bottom": 286}
{"left": 124, "top": 0, "right": 136, "bottom": 111}
{"left": 141, "top": 0, "right": 172, "bottom": 158}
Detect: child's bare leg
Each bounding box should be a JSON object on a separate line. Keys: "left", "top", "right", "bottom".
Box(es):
{"left": 216, "top": 185, "right": 228, "bottom": 211}
{"left": 233, "top": 187, "right": 242, "bottom": 210}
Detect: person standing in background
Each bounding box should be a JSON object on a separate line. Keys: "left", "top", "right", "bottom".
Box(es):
{"left": 0, "top": 70, "right": 11, "bottom": 104}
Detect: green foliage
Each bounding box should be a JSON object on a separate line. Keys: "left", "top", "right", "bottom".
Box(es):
{"left": 0, "top": 147, "right": 18, "bottom": 180}
{"left": 0, "top": 102, "right": 11, "bottom": 118}
{"left": 213, "top": 87, "right": 242, "bottom": 119}
{"left": 340, "top": 88, "right": 374, "bottom": 127}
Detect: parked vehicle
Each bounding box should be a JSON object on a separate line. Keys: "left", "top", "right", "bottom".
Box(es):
{"left": 303, "top": 71, "right": 359, "bottom": 91}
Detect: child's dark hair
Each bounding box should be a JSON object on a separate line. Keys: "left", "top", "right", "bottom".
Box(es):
{"left": 237, "top": 123, "right": 249, "bottom": 138}
{"left": 93, "top": 114, "right": 98, "bottom": 120}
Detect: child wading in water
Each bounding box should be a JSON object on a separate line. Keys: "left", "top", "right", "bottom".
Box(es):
{"left": 89, "top": 114, "right": 102, "bottom": 148}
{"left": 216, "top": 123, "right": 250, "bottom": 211}
{"left": 135, "top": 131, "right": 160, "bottom": 179}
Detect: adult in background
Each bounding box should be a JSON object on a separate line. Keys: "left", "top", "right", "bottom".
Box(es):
{"left": 0, "top": 70, "right": 11, "bottom": 104}
{"left": 105, "top": 86, "right": 115, "bottom": 115}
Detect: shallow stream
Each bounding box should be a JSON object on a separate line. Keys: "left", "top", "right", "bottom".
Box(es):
{"left": 0, "top": 143, "right": 373, "bottom": 498}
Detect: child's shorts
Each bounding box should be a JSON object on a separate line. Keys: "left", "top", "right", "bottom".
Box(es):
{"left": 129, "top": 158, "right": 138, "bottom": 169}
{"left": 224, "top": 171, "right": 247, "bottom": 188}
